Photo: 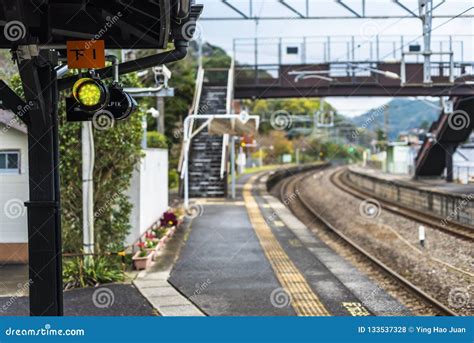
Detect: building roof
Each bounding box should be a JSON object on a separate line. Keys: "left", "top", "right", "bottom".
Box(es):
{"left": 0, "top": 110, "right": 27, "bottom": 134}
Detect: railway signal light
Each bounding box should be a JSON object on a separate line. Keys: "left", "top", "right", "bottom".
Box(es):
{"left": 67, "top": 80, "right": 137, "bottom": 123}
{"left": 72, "top": 78, "right": 109, "bottom": 112}
{"left": 108, "top": 86, "right": 137, "bottom": 120}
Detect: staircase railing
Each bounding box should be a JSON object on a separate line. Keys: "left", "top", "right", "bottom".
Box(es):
{"left": 192, "top": 67, "right": 205, "bottom": 116}
{"left": 220, "top": 134, "right": 228, "bottom": 179}
{"left": 226, "top": 59, "right": 235, "bottom": 114}
{"left": 178, "top": 66, "right": 204, "bottom": 175}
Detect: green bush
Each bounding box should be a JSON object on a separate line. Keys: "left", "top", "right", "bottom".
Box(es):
{"left": 169, "top": 169, "right": 179, "bottom": 189}
{"left": 147, "top": 131, "right": 168, "bottom": 149}
{"left": 63, "top": 256, "right": 125, "bottom": 289}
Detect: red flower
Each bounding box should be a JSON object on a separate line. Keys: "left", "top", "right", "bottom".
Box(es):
{"left": 145, "top": 232, "right": 156, "bottom": 239}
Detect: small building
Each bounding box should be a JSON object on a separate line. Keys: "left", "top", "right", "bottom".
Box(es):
{"left": 386, "top": 142, "right": 417, "bottom": 175}
{"left": 0, "top": 110, "right": 168, "bottom": 263}
{"left": 0, "top": 110, "right": 29, "bottom": 263}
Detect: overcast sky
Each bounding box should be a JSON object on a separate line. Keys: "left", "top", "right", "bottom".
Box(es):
{"left": 198, "top": 0, "right": 474, "bottom": 116}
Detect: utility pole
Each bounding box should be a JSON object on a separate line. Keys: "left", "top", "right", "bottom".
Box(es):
{"left": 82, "top": 122, "right": 94, "bottom": 259}
{"left": 14, "top": 47, "right": 64, "bottom": 316}
{"left": 156, "top": 49, "right": 166, "bottom": 134}
{"left": 157, "top": 97, "right": 165, "bottom": 133}
{"left": 384, "top": 104, "right": 389, "bottom": 143}
{"left": 230, "top": 137, "right": 236, "bottom": 199}
{"left": 419, "top": 0, "right": 433, "bottom": 85}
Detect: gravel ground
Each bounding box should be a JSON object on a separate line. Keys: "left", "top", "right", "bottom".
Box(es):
{"left": 283, "top": 167, "right": 473, "bottom": 316}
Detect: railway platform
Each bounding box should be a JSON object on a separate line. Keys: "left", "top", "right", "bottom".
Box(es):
{"left": 165, "top": 171, "right": 409, "bottom": 316}
{"left": 351, "top": 166, "right": 474, "bottom": 195}
{"left": 346, "top": 166, "right": 474, "bottom": 232}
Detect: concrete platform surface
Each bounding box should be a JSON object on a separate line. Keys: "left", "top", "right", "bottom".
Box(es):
{"left": 168, "top": 172, "right": 408, "bottom": 316}
{"left": 133, "top": 219, "right": 205, "bottom": 316}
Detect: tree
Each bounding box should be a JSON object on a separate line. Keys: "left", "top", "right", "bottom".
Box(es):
{"left": 257, "top": 131, "right": 294, "bottom": 164}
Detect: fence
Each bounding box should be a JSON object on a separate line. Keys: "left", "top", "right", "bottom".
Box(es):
{"left": 233, "top": 35, "right": 471, "bottom": 66}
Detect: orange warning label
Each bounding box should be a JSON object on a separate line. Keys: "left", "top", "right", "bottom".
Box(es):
{"left": 67, "top": 40, "right": 105, "bottom": 69}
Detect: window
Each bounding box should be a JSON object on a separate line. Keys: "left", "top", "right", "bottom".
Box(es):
{"left": 0, "top": 151, "right": 20, "bottom": 173}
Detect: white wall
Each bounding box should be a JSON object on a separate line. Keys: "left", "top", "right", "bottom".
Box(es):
{"left": 0, "top": 125, "right": 29, "bottom": 243}
{"left": 0, "top": 127, "right": 169, "bottom": 247}
{"left": 125, "top": 148, "right": 168, "bottom": 245}
{"left": 388, "top": 146, "right": 412, "bottom": 174}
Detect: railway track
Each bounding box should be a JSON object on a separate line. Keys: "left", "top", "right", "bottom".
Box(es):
{"left": 331, "top": 168, "right": 474, "bottom": 242}
{"left": 278, "top": 169, "right": 459, "bottom": 316}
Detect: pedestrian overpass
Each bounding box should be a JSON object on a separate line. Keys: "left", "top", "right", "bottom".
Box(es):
{"left": 222, "top": 34, "right": 474, "bottom": 181}
{"left": 232, "top": 35, "right": 473, "bottom": 98}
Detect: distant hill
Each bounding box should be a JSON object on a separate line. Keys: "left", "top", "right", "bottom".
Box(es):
{"left": 349, "top": 98, "right": 440, "bottom": 140}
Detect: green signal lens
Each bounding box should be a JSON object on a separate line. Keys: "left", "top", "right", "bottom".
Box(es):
{"left": 72, "top": 78, "right": 109, "bottom": 112}
{"left": 77, "top": 83, "right": 101, "bottom": 106}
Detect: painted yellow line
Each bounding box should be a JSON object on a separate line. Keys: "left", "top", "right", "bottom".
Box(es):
{"left": 243, "top": 175, "right": 331, "bottom": 316}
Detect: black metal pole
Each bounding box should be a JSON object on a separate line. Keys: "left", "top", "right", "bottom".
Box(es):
{"left": 445, "top": 143, "right": 454, "bottom": 183}
{"left": 17, "top": 49, "right": 63, "bottom": 316}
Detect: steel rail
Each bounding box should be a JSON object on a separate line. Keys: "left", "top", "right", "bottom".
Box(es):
{"left": 277, "top": 169, "right": 458, "bottom": 316}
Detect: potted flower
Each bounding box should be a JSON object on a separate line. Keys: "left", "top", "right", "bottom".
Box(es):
{"left": 144, "top": 232, "right": 161, "bottom": 259}
{"left": 156, "top": 227, "right": 169, "bottom": 250}
{"left": 152, "top": 227, "right": 166, "bottom": 240}
{"left": 132, "top": 242, "right": 153, "bottom": 270}
{"left": 160, "top": 210, "right": 178, "bottom": 229}
{"left": 144, "top": 232, "right": 158, "bottom": 244}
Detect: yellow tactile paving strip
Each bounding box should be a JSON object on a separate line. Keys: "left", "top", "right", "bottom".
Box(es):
{"left": 243, "top": 175, "right": 331, "bottom": 316}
